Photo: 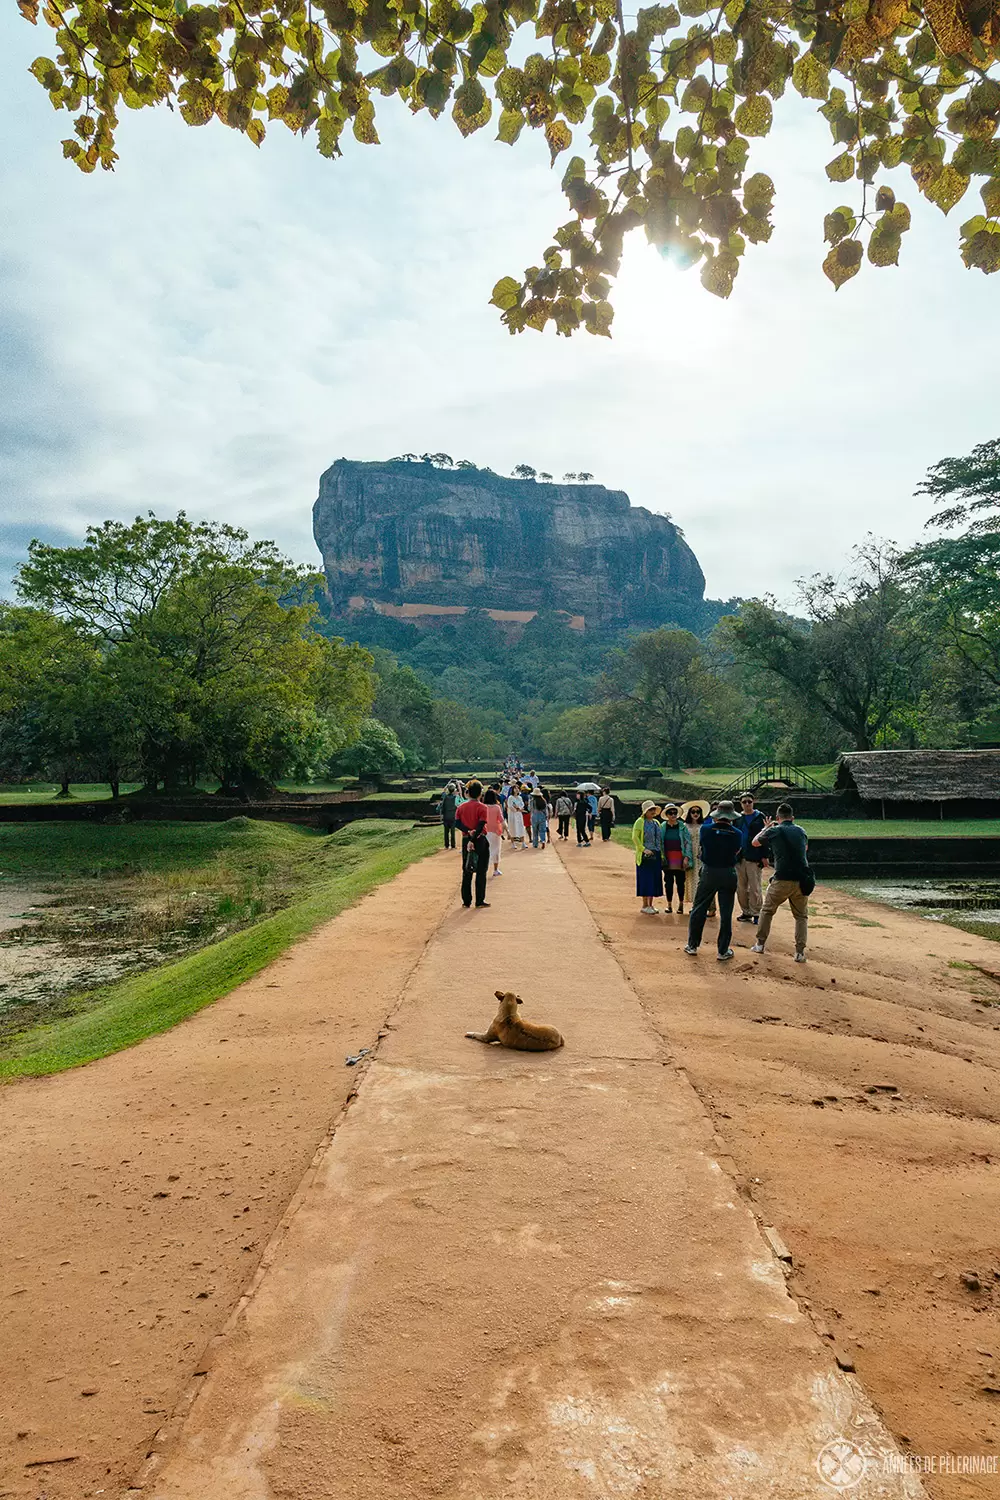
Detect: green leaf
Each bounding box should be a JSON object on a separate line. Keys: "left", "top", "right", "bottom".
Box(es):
{"left": 700, "top": 249, "right": 739, "bottom": 297}
{"left": 825, "top": 150, "right": 855, "bottom": 182}
{"left": 352, "top": 99, "right": 379, "bottom": 144}
{"left": 490, "top": 275, "right": 522, "bottom": 310}
{"left": 822, "top": 236, "right": 862, "bottom": 289}
{"left": 961, "top": 223, "right": 1000, "bottom": 273}
{"left": 734, "top": 94, "right": 772, "bottom": 137}
{"left": 982, "top": 179, "right": 1000, "bottom": 219}
{"left": 924, "top": 163, "right": 970, "bottom": 214}
{"left": 874, "top": 184, "right": 895, "bottom": 211}
{"left": 545, "top": 119, "right": 572, "bottom": 160}
{"left": 792, "top": 51, "right": 829, "bottom": 101}
{"left": 742, "top": 171, "right": 773, "bottom": 215}
{"left": 823, "top": 206, "right": 855, "bottom": 243}
{"left": 497, "top": 107, "right": 524, "bottom": 143}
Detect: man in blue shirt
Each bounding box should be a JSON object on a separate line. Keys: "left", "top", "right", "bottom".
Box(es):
{"left": 735, "top": 793, "right": 766, "bottom": 924}
{"left": 684, "top": 801, "right": 743, "bottom": 961}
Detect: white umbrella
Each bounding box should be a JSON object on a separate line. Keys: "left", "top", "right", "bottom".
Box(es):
{"left": 575, "top": 781, "right": 602, "bottom": 792}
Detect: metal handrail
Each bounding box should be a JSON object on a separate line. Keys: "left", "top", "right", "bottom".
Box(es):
{"left": 715, "top": 760, "right": 832, "bottom": 798}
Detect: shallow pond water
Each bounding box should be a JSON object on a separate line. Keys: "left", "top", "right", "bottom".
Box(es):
{"left": 831, "top": 877, "right": 1000, "bottom": 940}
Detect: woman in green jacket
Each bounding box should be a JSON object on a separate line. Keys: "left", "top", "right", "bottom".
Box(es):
{"left": 631, "top": 800, "right": 664, "bottom": 914}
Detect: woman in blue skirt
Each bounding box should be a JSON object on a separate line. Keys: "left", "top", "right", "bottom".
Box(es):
{"left": 631, "top": 800, "right": 664, "bottom": 914}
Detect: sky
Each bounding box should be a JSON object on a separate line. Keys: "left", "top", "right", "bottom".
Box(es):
{"left": 1, "top": 10, "right": 998, "bottom": 610}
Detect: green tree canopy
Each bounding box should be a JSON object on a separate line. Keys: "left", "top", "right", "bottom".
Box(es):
{"left": 599, "top": 625, "right": 740, "bottom": 768}
{"left": 18, "top": 0, "right": 1000, "bottom": 330}
{"left": 906, "top": 436, "right": 1000, "bottom": 694}
{"left": 723, "top": 541, "right": 930, "bottom": 749}
{"left": 12, "top": 514, "right": 375, "bottom": 793}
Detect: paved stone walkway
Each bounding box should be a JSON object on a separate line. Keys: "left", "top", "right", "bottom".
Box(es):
{"left": 145, "top": 846, "right": 923, "bottom": 1499}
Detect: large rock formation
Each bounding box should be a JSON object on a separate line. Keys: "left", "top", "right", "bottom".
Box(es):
{"left": 313, "top": 458, "right": 705, "bottom": 630}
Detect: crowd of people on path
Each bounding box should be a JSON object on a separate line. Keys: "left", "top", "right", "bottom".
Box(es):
{"left": 631, "top": 792, "right": 813, "bottom": 963}
{"left": 436, "top": 757, "right": 619, "bottom": 909}
{"left": 437, "top": 762, "right": 813, "bottom": 959}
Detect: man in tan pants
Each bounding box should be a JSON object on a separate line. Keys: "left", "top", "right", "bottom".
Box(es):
{"left": 749, "top": 803, "right": 811, "bottom": 962}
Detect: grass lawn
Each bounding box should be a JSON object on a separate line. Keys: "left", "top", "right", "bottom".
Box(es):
{"left": 0, "top": 781, "right": 145, "bottom": 804}
{"left": 0, "top": 819, "right": 439, "bottom": 1079}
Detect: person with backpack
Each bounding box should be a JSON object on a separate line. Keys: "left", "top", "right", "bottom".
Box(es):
{"left": 750, "top": 803, "right": 813, "bottom": 962}
{"left": 597, "top": 787, "right": 616, "bottom": 841}
{"left": 439, "top": 781, "right": 458, "bottom": 850}
{"left": 455, "top": 780, "right": 490, "bottom": 909}
{"left": 555, "top": 791, "right": 573, "bottom": 840}
{"left": 684, "top": 800, "right": 743, "bottom": 960}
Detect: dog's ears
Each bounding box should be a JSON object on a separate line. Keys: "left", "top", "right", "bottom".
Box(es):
{"left": 495, "top": 989, "right": 505, "bottom": 1001}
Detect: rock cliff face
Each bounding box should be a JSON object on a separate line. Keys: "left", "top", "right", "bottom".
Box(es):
{"left": 313, "top": 459, "right": 705, "bottom": 629}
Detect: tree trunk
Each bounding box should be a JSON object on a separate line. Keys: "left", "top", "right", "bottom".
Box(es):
{"left": 56, "top": 770, "right": 71, "bottom": 799}
{"left": 110, "top": 778, "right": 120, "bottom": 801}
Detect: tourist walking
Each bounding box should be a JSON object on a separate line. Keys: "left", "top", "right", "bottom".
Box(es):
{"left": 530, "top": 789, "right": 549, "bottom": 849}
{"left": 456, "top": 780, "right": 490, "bottom": 909}
{"left": 597, "top": 787, "right": 616, "bottom": 841}
{"left": 483, "top": 787, "right": 506, "bottom": 877}
{"left": 660, "top": 804, "right": 692, "bottom": 914}
{"left": 750, "top": 804, "right": 813, "bottom": 962}
{"left": 574, "top": 791, "right": 592, "bottom": 846}
{"left": 684, "top": 800, "right": 743, "bottom": 960}
{"left": 631, "top": 800, "right": 664, "bottom": 913}
{"left": 555, "top": 791, "right": 573, "bottom": 840}
{"left": 506, "top": 785, "right": 526, "bottom": 848}
{"left": 439, "top": 781, "right": 458, "bottom": 850}
{"left": 735, "top": 793, "right": 766, "bottom": 924}
{"left": 587, "top": 791, "right": 598, "bottom": 837}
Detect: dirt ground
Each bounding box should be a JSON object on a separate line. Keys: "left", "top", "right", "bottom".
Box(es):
{"left": 2, "top": 838, "right": 1000, "bottom": 1498}
{"left": 560, "top": 839, "right": 1000, "bottom": 1499}
{"left": 0, "top": 853, "right": 456, "bottom": 1500}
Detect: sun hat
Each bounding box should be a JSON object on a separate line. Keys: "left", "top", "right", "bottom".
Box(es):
{"left": 713, "top": 800, "right": 739, "bottom": 822}
{"left": 663, "top": 804, "right": 679, "bottom": 814}
{"left": 641, "top": 800, "right": 661, "bottom": 814}
{"left": 681, "top": 799, "right": 710, "bottom": 819}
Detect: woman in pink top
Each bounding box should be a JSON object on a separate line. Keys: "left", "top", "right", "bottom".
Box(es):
{"left": 483, "top": 788, "right": 507, "bottom": 876}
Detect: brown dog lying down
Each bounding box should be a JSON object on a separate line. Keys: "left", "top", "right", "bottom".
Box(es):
{"left": 465, "top": 990, "right": 564, "bottom": 1052}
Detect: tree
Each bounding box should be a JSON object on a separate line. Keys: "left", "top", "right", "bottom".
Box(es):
{"left": 539, "top": 471, "right": 553, "bottom": 481}
{"left": 429, "top": 699, "right": 502, "bottom": 763}
{"left": 332, "top": 717, "right": 406, "bottom": 778}
{"left": 19, "top": 0, "right": 1000, "bottom": 332}
{"left": 512, "top": 465, "right": 537, "bottom": 480}
{"left": 724, "top": 542, "right": 929, "bottom": 750}
{"left": 906, "top": 437, "right": 1000, "bottom": 695}
{"left": 15, "top": 515, "right": 376, "bottom": 794}
{"left": 600, "top": 627, "right": 739, "bottom": 769}
{"left": 370, "top": 652, "right": 438, "bottom": 767}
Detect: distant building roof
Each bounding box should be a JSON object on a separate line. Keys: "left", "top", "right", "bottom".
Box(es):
{"left": 835, "top": 749, "right": 1000, "bottom": 802}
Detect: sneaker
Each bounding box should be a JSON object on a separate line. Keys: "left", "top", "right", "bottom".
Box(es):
{"left": 717, "top": 949, "right": 734, "bottom": 962}
{"left": 737, "top": 914, "right": 754, "bottom": 923}
{"left": 677, "top": 905, "right": 684, "bottom": 914}
{"left": 794, "top": 952, "right": 807, "bottom": 963}
{"left": 640, "top": 906, "right": 659, "bottom": 916}
{"left": 475, "top": 902, "right": 491, "bottom": 909}
{"left": 683, "top": 945, "right": 698, "bottom": 955}
{"left": 752, "top": 916, "right": 759, "bottom": 925}
{"left": 750, "top": 942, "right": 765, "bottom": 954}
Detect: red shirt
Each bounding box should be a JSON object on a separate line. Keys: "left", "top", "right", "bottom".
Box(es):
{"left": 455, "top": 799, "right": 487, "bottom": 836}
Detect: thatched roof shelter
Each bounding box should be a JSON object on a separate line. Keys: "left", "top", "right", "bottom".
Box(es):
{"left": 835, "top": 750, "right": 1000, "bottom": 803}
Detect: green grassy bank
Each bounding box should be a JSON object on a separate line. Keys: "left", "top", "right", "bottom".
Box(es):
{"left": 0, "top": 819, "right": 439, "bottom": 1080}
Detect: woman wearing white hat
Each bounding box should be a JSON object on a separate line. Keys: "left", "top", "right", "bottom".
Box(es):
{"left": 631, "top": 800, "right": 664, "bottom": 914}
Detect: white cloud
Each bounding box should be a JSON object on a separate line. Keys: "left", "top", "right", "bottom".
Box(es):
{"left": 1, "top": 8, "right": 997, "bottom": 609}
